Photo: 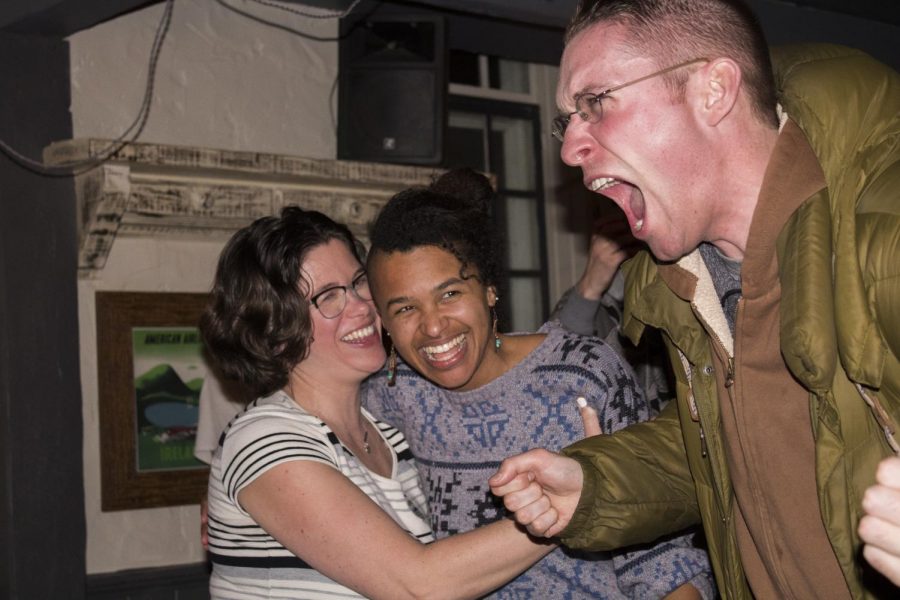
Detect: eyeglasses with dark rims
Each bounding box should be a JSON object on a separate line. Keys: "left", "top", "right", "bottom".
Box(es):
{"left": 310, "top": 271, "right": 372, "bottom": 319}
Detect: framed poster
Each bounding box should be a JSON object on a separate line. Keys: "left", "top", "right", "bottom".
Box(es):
{"left": 96, "top": 291, "right": 211, "bottom": 511}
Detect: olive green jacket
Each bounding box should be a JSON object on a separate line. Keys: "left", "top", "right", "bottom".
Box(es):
{"left": 560, "top": 45, "right": 900, "bottom": 599}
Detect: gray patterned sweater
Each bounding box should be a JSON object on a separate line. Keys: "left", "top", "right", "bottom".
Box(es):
{"left": 363, "top": 322, "right": 714, "bottom": 599}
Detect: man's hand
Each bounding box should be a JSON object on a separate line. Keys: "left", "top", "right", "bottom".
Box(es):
{"left": 489, "top": 449, "right": 585, "bottom": 538}
{"left": 859, "top": 456, "right": 900, "bottom": 586}
{"left": 576, "top": 215, "right": 643, "bottom": 301}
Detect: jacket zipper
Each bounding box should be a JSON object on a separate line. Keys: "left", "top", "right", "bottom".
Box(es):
{"left": 724, "top": 356, "right": 735, "bottom": 388}
{"left": 687, "top": 301, "right": 735, "bottom": 521}
{"left": 699, "top": 425, "right": 708, "bottom": 458}
{"left": 680, "top": 355, "right": 710, "bottom": 457}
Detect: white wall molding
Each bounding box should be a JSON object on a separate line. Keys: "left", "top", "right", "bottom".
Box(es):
{"left": 45, "top": 139, "right": 442, "bottom": 271}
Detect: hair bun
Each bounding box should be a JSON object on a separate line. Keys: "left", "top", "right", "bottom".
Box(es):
{"left": 429, "top": 168, "right": 494, "bottom": 215}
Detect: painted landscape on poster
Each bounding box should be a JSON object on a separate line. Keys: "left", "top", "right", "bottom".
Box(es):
{"left": 132, "top": 326, "right": 207, "bottom": 472}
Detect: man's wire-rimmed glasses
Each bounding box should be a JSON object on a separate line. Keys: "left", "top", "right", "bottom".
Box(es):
{"left": 311, "top": 272, "right": 372, "bottom": 319}
{"left": 551, "top": 57, "right": 708, "bottom": 142}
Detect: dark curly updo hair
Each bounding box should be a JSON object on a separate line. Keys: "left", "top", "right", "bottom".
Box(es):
{"left": 368, "top": 168, "right": 503, "bottom": 287}
{"left": 200, "top": 207, "right": 364, "bottom": 397}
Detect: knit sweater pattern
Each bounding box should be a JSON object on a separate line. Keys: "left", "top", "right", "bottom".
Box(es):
{"left": 364, "top": 323, "right": 713, "bottom": 599}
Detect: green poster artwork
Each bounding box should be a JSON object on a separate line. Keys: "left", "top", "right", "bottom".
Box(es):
{"left": 132, "top": 326, "right": 207, "bottom": 472}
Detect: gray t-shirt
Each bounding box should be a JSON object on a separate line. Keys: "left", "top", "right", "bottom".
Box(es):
{"left": 699, "top": 242, "right": 743, "bottom": 333}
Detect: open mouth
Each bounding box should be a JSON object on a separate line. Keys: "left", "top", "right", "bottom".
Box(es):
{"left": 589, "top": 177, "right": 645, "bottom": 233}
{"left": 341, "top": 324, "right": 378, "bottom": 343}
{"left": 421, "top": 333, "right": 466, "bottom": 365}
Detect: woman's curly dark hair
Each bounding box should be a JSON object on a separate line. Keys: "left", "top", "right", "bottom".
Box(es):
{"left": 200, "top": 206, "right": 364, "bottom": 397}
{"left": 367, "top": 168, "right": 503, "bottom": 287}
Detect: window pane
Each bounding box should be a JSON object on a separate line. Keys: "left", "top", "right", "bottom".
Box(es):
{"left": 504, "top": 195, "right": 540, "bottom": 270}
{"left": 508, "top": 277, "right": 543, "bottom": 332}
{"left": 490, "top": 117, "right": 535, "bottom": 191}
{"left": 488, "top": 57, "right": 530, "bottom": 93}
{"left": 446, "top": 112, "right": 487, "bottom": 171}
{"left": 449, "top": 49, "right": 480, "bottom": 86}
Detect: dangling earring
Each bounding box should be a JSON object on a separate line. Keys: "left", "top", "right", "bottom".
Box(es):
{"left": 491, "top": 304, "right": 502, "bottom": 352}
{"left": 387, "top": 342, "right": 397, "bottom": 387}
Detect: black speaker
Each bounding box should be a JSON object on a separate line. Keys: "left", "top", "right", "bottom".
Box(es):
{"left": 338, "top": 15, "right": 445, "bottom": 165}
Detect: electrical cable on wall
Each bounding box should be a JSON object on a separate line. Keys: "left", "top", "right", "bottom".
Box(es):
{"left": 245, "top": 0, "right": 363, "bottom": 19}
{"left": 0, "top": 0, "right": 364, "bottom": 177}
{"left": 0, "top": 0, "right": 174, "bottom": 176}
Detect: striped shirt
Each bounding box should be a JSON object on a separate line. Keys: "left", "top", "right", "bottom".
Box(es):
{"left": 208, "top": 391, "right": 434, "bottom": 599}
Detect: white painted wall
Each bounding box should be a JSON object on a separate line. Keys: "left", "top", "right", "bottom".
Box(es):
{"left": 532, "top": 63, "right": 593, "bottom": 304}
{"left": 70, "top": 0, "right": 340, "bottom": 159}
{"left": 78, "top": 238, "right": 226, "bottom": 573}
{"left": 69, "top": 0, "right": 342, "bottom": 574}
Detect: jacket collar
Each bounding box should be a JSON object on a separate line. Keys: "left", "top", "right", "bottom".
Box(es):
{"left": 761, "top": 120, "right": 835, "bottom": 392}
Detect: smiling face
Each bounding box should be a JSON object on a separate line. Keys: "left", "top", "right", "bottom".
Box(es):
{"left": 298, "top": 238, "right": 385, "bottom": 384}
{"left": 556, "top": 21, "right": 718, "bottom": 262}
{"left": 368, "top": 245, "right": 502, "bottom": 392}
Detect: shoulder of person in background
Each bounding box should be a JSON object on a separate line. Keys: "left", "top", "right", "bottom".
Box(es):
{"left": 552, "top": 213, "right": 641, "bottom": 338}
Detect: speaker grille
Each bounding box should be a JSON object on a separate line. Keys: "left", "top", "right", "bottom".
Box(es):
{"left": 344, "top": 69, "right": 438, "bottom": 160}
{"left": 338, "top": 15, "right": 445, "bottom": 165}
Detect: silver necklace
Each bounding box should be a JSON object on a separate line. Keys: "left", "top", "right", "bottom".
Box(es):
{"left": 363, "top": 429, "right": 370, "bottom": 454}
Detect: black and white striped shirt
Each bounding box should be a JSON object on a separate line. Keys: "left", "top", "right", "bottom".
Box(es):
{"left": 208, "top": 391, "right": 433, "bottom": 599}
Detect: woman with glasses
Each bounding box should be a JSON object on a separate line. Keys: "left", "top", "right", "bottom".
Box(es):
{"left": 363, "top": 169, "right": 714, "bottom": 599}
{"left": 201, "top": 207, "right": 570, "bottom": 599}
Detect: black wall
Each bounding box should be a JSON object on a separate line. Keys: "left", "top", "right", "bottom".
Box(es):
{"left": 0, "top": 32, "right": 85, "bottom": 598}
{"left": 392, "top": 0, "right": 900, "bottom": 70}
{"left": 750, "top": 0, "right": 900, "bottom": 71}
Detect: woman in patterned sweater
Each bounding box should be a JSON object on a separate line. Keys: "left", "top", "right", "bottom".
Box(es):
{"left": 202, "top": 207, "right": 573, "bottom": 599}
{"left": 364, "top": 169, "right": 715, "bottom": 599}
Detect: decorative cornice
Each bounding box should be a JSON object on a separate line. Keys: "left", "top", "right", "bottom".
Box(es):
{"left": 43, "top": 139, "right": 442, "bottom": 271}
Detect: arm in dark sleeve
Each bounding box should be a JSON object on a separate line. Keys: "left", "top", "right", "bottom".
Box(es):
{"left": 561, "top": 401, "right": 700, "bottom": 551}
{"left": 553, "top": 286, "right": 620, "bottom": 339}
